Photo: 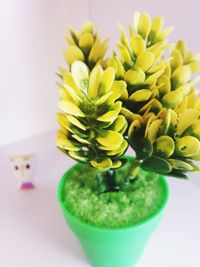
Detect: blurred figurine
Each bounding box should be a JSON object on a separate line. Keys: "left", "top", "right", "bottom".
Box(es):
{"left": 9, "top": 154, "right": 36, "bottom": 190}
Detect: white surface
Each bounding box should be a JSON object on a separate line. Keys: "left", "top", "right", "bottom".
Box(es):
{"left": 0, "top": 132, "right": 200, "bottom": 267}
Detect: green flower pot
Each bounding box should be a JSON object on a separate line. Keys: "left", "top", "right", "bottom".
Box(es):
{"left": 57, "top": 161, "right": 169, "bottom": 267}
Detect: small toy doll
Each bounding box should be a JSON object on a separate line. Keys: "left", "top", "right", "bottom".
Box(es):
{"left": 9, "top": 154, "right": 36, "bottom": 190}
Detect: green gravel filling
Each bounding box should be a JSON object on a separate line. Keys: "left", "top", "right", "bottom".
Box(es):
{"left": 62, "top": 161, "right": 167, "bottom": 228}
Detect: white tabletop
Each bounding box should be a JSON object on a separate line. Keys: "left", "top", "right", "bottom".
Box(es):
{"left": 0, "top": 132, "right": 200, "bottom": 267}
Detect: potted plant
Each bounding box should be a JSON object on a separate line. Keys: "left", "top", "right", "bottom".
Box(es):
{"left": 56, "top": 12, "right": 200, "bottom": 267}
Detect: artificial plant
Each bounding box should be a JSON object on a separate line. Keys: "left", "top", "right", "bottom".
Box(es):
{"left": 56, "top": 12, "right": 200, "bottom": 193}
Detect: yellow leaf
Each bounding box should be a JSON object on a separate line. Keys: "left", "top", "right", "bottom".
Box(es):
{"left": 78, "top": 32, "right": 94, "bottom": 49}
{"left": 129, "top": 89, "right": 152, "bottom": 102}
{"left": 136, "top": 52, "right": 155, "bottom": 71}
{"left": 162, "top": 89, "right": 184, "bottom": 108}
{"left": 169, "top": 109, "right": 178, "bottom": 127}
{"left": 147, "top": 59, "right": 167, "bottom": 74}
{"left": 131, "top": 35, "right": 145, "bottom": 55}
{"left": 59, "top": 86, "right": 78, "bottom": 104}
{"left": 129, "top": 25, "right": 136, "bottom": 40}
{"left": 118, "top": 24, "right": 130, "bottom": 51}
{"left": 171, "top": 49, "right": 183, "bottom": 69}
{"left": 68, "top": 151, "right": 88, "bottom": 162}
{"left": 138, "top": 12, "right": 151, "bottom": 39}
{"left": 88, "top": 38, "right": 108, "bottom": 63}
{"left": 176, "top": 136, "right": 200, "bottom": 157}
{"left": 121, "top": 108, "right": 143, "bottom": 122}
{"left": 110, "top": 115, "right": 127, "bottom": 132}
{"left": 58, "top": 67, "right": 66, "bottom": 78}
{"left": 176, "top": 109, "right": 199, "bottom": 135}
{"left": 63, "top": 72, "right": 81, "bottom": 94}
{"left": 154, "top": 27, "right": 174, "bottom": 42}
{"left": 66, "top": 115, "right": 86, "bottom": 130}
{"left": 139, "top": 99, "right": 162, "bottom": 113}
{"left": 113, "top": 101, "right": 122, "bottom": 113}
{"left": 107, "top": 140, "right": 128, "bottom": 156}
{"left": 155, "top": 136, "right": 175, "bottom": 158}
{"left": 90, "top": 158, "right": 112, "bottom": 170}
{"left": 97, "top": 111, "right": 118, "bottom": 122}
{"left": 57, "top": 113, "right": 71, "bottom": 132}
{"left": 64, "top": 45, "right": 84, "bottom": 66}
{"left": 149, "top": 16, "right": 164, "bottom": 40}
{"left": 71, "top": 61, "right": 89, "bottom": 91}
{"left": 175, "top": 97, "right": 188, "bottom": 113}
{"left": 98, "top": 144, "right": 121, "bottom": 151}
{"left": 145, "top": 69, "right": 165, "bottom": 85}
{"left": 96, "top": 92, "right": 113, "bottom": 106}
{"left": 67, "top": 25, "right": 78, "bottom": 44}
{"left": 185, "top": 120, "right": 200, "bottom": 139}
{"left": 113, "top": 55, "right": 125, "bottom": 78}
{"left": 97, "top": 130, "right": 123, "bottom": 147}
{"left": 56, "top": 131, "right": 79, "bottom": 151}
{"left": 125, "top": 69, "right": 145, "bottom": 85}
{"left": 82, "top": 22, "right": 94, "bottom": 33}
{"left": 62, "top": 84, "right": 82, "bottom": 104}
{"left": 157, "top": 75, "right": 171, "bottom": 95}
{"left": 188, "top": 62, "right": 200, "bottom": 74}
{"left": 112, "top": 160, "right": 122, "bottom": 168}
{"left": 128, "top": 120, "right": 141, "bottom": 137}
{"left": 88, "top": 65, "right": 103, "bottom": 98}
{"left": 144, "top": 113, "right": 157, "bottom": 137}
{"left": 176, "top": 40, "right": 186, "bottom": 57}
{"left": 98, "top": 67, "right": 115, "bottom": 94}
{"left": 65, "top": 36, "right": 75, "bottom": 45}
{"left": 172, "top": 65, "right": 191, "bottom": 87}
{"left": 72, "top": 134, "right": 90, "bottom": 144}
{"left": 109, "top": 81, "right": 127, "bottom": 102}
{"left": 157, "top": 108, "right": 170, "bottom": 134}
{"left": 58, "top": 100, "right": 85, "bottom": 117}
{"left": 117, "top": 42, "right": 132, "bottom": 65}
{"left": 146, "top": 119, "right": 163, "bottom": 143}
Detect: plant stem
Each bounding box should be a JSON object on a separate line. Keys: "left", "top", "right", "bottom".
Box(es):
{"left": 96, "top": 172, "right": 107, "bottom": 194}
{"left": 95, "top": 169, "right": 118, "bottom": 194}
{"left": 120, "top": 159, "right": 141, "bottom": 191}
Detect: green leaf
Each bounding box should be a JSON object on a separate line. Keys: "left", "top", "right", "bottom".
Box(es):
{"left": 167, "top": 159, "right": 193, "bottom": 171}
{"left": 166, "top": 170, "right": 188, "bottom": 179}
{"left": 142, "top": 156, "right": 172, "bottom": 173}
{"left": 130, "top": 137, "right": 153, "bottom": 160}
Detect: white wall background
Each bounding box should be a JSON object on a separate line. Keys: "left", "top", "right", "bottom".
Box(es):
{"left": 1, "top": 0, "right": 200, "bottom": 146}
{"left": 0, "top": 0, "right": 89, "bottom": 146}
